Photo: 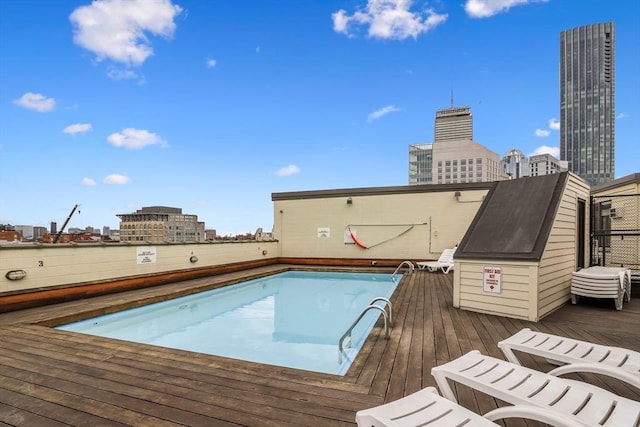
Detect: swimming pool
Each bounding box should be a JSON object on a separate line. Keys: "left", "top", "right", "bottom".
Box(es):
{"left": 56, "top": 270, "right": 398, "bottom": 375}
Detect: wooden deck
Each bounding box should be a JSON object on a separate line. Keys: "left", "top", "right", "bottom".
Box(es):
{"left": 0, "top": 266, "right": 638, "bottom": 426}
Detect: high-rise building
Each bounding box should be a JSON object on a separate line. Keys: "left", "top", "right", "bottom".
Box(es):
{"left": 560, "top": 22, "right": 615, "bottom": 186}
{"left": 408, "top": 143, "right": 433, "bottom": 185}
{"left": 500, "top": 149, "right": 530, "bottom": 179}
{"left": 434, "top": 106, "right": 472, "bottom": 142}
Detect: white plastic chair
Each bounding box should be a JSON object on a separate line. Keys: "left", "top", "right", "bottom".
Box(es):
{"left": 498, "top": 328, "right": 640, "bottom": 389}
{"left": 355, "top": 386, "right": 585, "bottom": 427}
{"left": 431, "top": 350, "right": 640, "bottom": 427}
{"left": 571, "top": 266, "right": 631, "bottom": 310}
{"left": 416, "top": 247, "right": 456, "bottom": 274}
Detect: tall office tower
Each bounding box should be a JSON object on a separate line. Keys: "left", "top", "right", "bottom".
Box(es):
{"left": 408, "top": 143, "right": 433, "bottom": 185}
{"left": 560, "top": 22, "right": 615, "bottom": 186}
{"left": 434, "top": 106, "right": 472, "bottom": 142}
{"left": 500, "top": 149, "right": 530, "bottom": 179}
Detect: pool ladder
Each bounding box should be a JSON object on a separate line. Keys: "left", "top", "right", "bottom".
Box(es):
{"left": 392, "top": 260, "right": 414, "bottom": 282}
{"left": 338, "top": 297, "right": 393, "bottom": 362}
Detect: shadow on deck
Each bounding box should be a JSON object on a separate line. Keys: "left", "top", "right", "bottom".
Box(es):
{"left": 0, "top": 266, "right": 638, "bottom": 426}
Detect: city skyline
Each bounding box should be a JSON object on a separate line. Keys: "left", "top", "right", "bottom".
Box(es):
{"left": 1, "top": 0, "right": 639, "bottom": 234}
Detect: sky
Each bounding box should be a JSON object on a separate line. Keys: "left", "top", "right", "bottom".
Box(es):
{"left": 1, "top": 0, "right": 639, "bottom": 235}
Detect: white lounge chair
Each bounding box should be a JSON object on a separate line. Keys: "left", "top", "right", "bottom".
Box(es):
{"left": 571, "top": 266, "right": 631, "bottom": 310}
{"left": 498, "top": 328, "right": 640, "bottom": 389}
{"left": 355, "top": 386, "right": 585, "bottom": 427}
{"left": 431, "top": 350, "right": 640, "bottom": 427}
{"left": 416, "top": 247, "right": 456, "bottom": 274}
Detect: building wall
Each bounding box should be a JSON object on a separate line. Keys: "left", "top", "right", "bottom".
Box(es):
{"left": 432, "top": 140, "right": 502, "bottom": 184}
{"left": 453, "top": 260, "right": 539, "bottom": 320}
{"left": 0, "top": 241, "right": 278, "bottom": 294}
{"left": 537, "top": 173, "right": 590, "bottom": 318}
{"left": 592, "top": 173, "right": 640, "bottom": 273}
{"left": 273, "top": 186, "right": 490, "bottom": 261}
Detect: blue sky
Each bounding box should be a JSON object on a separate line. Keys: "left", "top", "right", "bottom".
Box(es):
{"left": 1, "top": 0, "right": 638, "bottom": 235}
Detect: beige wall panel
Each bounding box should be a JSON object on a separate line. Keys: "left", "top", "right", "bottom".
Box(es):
{"left": 274, "top": 189, "right": 488, "bottom": 260}
{"left": 457, "top": 298, "right": 529, "bottom": 319}
{"left": 456, "top": 260, "right": 537, "bottom": 320}
{"left": 0, "top": 242, "right": 278, "bottom": 293}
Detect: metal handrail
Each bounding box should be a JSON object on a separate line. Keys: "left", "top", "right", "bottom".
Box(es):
{"left": 338, "top": 298, "right": 393, "bottom": 361}
{"left": 392, "top": 260, "right": 414, "bottom": 282}
{"left": 369, "top": 296, "right": 393, "bottom": 326}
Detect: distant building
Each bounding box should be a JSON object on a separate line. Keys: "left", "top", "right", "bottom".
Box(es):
{"left": 117, "top": 206, "right": 206, "bottom": 243}
{"left": 560, "top": 22, "right": 615, "bottom": 186}
{"left": 409, "top": 105, "right": 476, "bottom": 185}
{"left": 15, "top": 225, "right": 34, "bottom": 240}
{"left": 500, "top": 149, "right": 530, "bottom": 179}
{"left": 408, "top": 143, "right": 433, "bottom": 185}
{"left": 0, "top": 231, "right": 21, "bottom": 243}
{"left": 434, "top": 106, "right": 473, "bottom": 142}
{"left": 433, "top": 140, "right": 502, "bottom": 184}
{"left": 33, "top": 226, "right": 47, "bottom": 241}
{"left": 530, "top": 153, "right": 568, "bottom": 176}
{"left": 50, "top": 222, "right": 57, "bottom": 235}
{"left": 205, "top": 229, "right": 217, "bottom": 240}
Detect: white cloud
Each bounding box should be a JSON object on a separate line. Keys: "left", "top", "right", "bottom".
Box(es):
{"left": 617, "top": 112, "right": 628, "bottom": 120}
{"left": 70, "top": 0, "right": 183, "bottom": 66}
{"left": 535, "top": 128, "right": 550, "bottom": 137}
{"left": 275, "top": 165, "right": 301, "bottom": 177}
{"left": 81, "top": 177, "right": 97, "bottom": 186}
{"left": 529, "top": 145, "right": 560, "bottom": 158}
{"left": 465, "top": 0, "right": 547, "bottom": 18}
{"left": 63, "top": 123, "right": 93, "bottom": 135}
{"left": 367, "top": 105, "right": 400, "bottom": 122}
{"left": 107, "top": 128, "right": 167, "bottom": 149}
{"left": 206, "top": 58, "right": 217, "bottom": 68}
{"left": 332, "top": 0, "right": 447, "bottom": 40}
{"left": 13, "top": 92, "right": 56, "bottom": 112}
{"left": 103, "top": 174, "right": 131, "bottom": 184}
{"left": 548, "top": 118, "right": 560, "bottom": 130}
{"left": 107, "top": 67, "right": 142, "bottom": 81}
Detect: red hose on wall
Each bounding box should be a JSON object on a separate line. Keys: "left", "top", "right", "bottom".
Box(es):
{"left": 349, "top": 229, "right": 368, "bottom": 249}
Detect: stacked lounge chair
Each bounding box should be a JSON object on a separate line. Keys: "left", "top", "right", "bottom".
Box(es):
{"left": 571, "top": 266, "right": 631, "bottom": 310}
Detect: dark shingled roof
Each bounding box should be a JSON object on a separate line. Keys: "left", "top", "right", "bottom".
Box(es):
{"left": 455, "top": 172, "right": 569, "bottom": 261}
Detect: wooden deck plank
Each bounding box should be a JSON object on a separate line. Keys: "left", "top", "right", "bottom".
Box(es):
{"left": 0, "top": 266, "right": 638, "bottom": 426}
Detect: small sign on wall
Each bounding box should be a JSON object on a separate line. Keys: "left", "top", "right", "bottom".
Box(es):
{"left": 317, "top": 227, "right": 330, "bottom": 238}
{"left": 137, "top": 246, "right": 157, "bottom": 264}
{"left": 483, "top": 266, "right": 502, "bottom": 293}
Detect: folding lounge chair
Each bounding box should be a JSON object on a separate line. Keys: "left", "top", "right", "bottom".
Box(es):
{"left": 416, "top": 247, "right": 456, "bottom": 274}
{"left": 431, "top": 350, "right": 640, "bottom": 427}
{"left": 571, "top": 266, "right": 631, "bottom": 310}
{"left": 355, "top": 386, "right": 586, "bottom": 427}
{"left": 498, "top": 328, "right": 640, "bottom": 389}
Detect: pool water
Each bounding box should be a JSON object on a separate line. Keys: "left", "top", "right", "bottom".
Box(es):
{"left": 56, "top": 271, "right": 398, "bottom": 375}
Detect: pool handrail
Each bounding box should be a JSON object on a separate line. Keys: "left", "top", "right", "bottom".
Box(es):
{"left": 392, "top": 260, "right": 414, "bottom": 282}
{"left": 339, "top": 298, "right": 393, "bottom": 361}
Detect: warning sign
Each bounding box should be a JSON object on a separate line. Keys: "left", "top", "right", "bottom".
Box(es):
{"left": 483, "top": 266, "right": 502, "bottom": 294}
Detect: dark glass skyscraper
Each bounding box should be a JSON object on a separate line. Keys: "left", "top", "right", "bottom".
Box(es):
{"left": 560, "top": 22, "right": 615, "bottom": 186}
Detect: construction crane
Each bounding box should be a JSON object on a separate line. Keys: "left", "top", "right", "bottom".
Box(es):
{"left": 53, "top": 204, "right": 80, "bottom": 243}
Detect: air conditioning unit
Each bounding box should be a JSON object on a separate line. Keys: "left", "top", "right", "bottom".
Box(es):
{"left": 610, "top": 207, "right": 622, "bottom": 218}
